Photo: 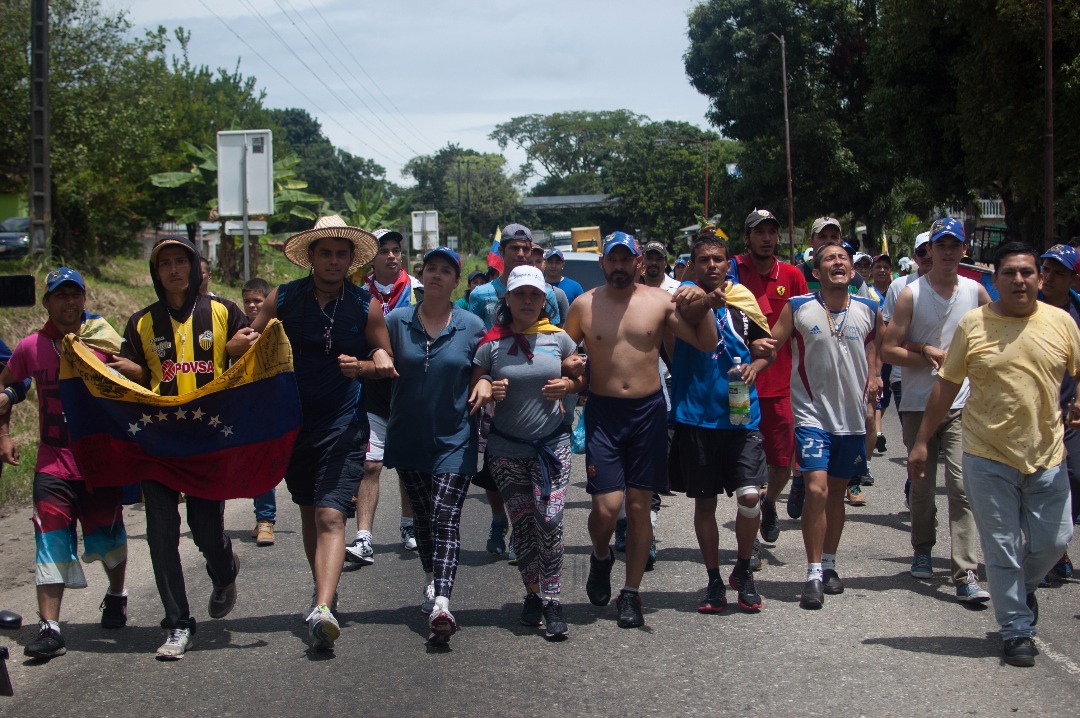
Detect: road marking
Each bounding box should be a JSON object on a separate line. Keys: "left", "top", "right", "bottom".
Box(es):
{"left": 1036, "top": 636, "right": 1080, "bottom": 676}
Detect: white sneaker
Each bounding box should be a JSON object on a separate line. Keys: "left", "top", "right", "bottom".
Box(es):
{"left": 400, "top": 523, "right": 418, "bottom": 551}
{"left": 345, "top": 534, "right": 375, "bottom": 566}
{"left": 302, "top": 589, "right": 338, "bottom": 623}
{"left": 428, "top": 602, "right": 457, "bottom": 644}
{"left": 307, "top": 604, "right": 340, "bottom": 651}
{"left": 156, "top": 628, "right": 193, "bottom": 660}
{"left": 420, "top": 582, "right": 436, "bottom": 613}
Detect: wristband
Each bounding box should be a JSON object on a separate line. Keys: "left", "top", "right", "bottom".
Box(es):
{"left": 1, "top": 387, "right": 16, "bottom": 405}
{"left": 479, "top": 374, "right": 493, "bottom": 383}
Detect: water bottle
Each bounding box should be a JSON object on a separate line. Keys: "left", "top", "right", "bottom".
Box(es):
{"left": 728, "top": 357, "right": 750, "bottom": 425}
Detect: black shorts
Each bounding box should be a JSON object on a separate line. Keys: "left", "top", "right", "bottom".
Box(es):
{"left": 585, "top": 389, "right": 669, "bottom": 495}
{"left": 283, "top": 419, "right": 368, "bottom": 516}
{"left": 668, "top": 423, "right": 767, "bottom": 499}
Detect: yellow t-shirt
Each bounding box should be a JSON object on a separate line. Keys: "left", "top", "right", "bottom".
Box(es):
{"left": 939, "top": 303, "right": 1080, "bottom": 474}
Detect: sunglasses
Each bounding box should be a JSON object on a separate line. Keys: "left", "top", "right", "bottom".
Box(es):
{"left": 915, "top": 246, "right": 929, "bottom": 258}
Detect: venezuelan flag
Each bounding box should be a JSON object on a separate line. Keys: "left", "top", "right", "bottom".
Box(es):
{"left": 958, "top": 263, "right": 999, "bottom": 300}
{"left": 58, "top": 320, "right": 301, "bottom": 500}
{"left": 486, "top": 227, "right": 504, "bottom": 274}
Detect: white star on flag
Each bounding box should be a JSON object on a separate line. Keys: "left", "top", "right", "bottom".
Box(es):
{"left": 128, "top": 422, "right": 141, "bottom": 436}
{"left": 156, "top": 410, "right": 169, "bottom": 422}
{"left": 174, "top": 408, "right": 187, "bottom": 420}
{"left": 209, "top": 416, "right": 220, "bottom": 427}
{"left": 191, "top": 408, "right": 204, "bottom": 420}
{"left": 222, "top": 425, "right": 233, "bottom": 437}
{"left": 140, "top": 413, "right": 154, "bottom": 426}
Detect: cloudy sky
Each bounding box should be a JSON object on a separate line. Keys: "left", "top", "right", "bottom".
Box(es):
{"left": 113, "top": 0, "right": 714, "bottom": 184}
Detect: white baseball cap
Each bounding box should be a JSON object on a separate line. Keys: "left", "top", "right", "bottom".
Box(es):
{"left": 506, "top": 265, "right": 547, "bottom": 293}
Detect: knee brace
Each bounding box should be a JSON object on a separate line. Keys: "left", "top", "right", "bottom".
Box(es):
{"left": 736, "top": 486, "right": 761, "bottom": 518}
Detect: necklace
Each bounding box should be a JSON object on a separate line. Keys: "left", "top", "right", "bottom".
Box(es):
{"left": 417, "top": 305, "right": 452, "bottom": 372}
{"left": 315, "top": 284, "right": 344, "bottom": 355}
{"left": 816, "top": 291, "right": 850, "bottom": 341}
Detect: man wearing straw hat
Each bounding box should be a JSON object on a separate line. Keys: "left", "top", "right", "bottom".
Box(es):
{"left": 250, "top": 215, "right": 397, "bottom": 652}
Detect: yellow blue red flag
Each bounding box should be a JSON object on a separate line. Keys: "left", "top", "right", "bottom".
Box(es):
{"left": 58, "top": 320, "right": 301, "bottom": 500}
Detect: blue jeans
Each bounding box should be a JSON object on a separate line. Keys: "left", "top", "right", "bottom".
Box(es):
{"left": 253, "top": 488, "right": 276, "bottom": 523}
{"left": 961, "top": 453, "right": 1074, "bottom": 639}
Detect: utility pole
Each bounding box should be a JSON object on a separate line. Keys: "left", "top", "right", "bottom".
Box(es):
{"left": 29, "top": 0, "right": 50, "bottom": 255}
{"left": 1045, "top": 0, "right": 1054, "bottom": 250}
{"left": 456, "top": 160, "right": 463, "bottom": 250}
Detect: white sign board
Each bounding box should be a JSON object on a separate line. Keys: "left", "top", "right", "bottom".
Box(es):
{"left": 411, "top": 210, "right": 439, "bottom": 251}
{"left": 225, "top": 220, "right": 268, "bottom": 236}
{"left": 217, "top": 130, "right": 274, "bottom": 217}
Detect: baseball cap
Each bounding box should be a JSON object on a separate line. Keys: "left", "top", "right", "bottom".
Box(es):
{"left": 45, "top": 266, "right": 85, "bottom": 294}
{"left": 500, "top": 223, "right": 533, "bottom": 246}
{"left": 544, "top": 248, "right": 564, "bottom": 261}
{"left": 803, "top": 247, "right": 814, "bottom": 263}
{"left": 929, "top": 217, "right": 965, "bottom": 244}
{"left": 643, "top": 241, "right": 667, "bottom": 256}
{"left": 853, "top": 252, "right": 872, "bottom": 265}
{"left": 674, "top": 258, "right": 687, "bottom": 267}
{"left": 506, "top": 265, "right": 547, "bottom": 293}
{"left": 602, "top": 231, "right": 639, "bottom": 256}
{"left": 150, "top": 236, "right": 197, "bottom": 264}
{"left": 373, "top": 228, "right": 404, "bottom": 245}
{"left": 467, "top": 269, "right": 487, "bottom": 283}
{"left": 841, "top": 241, "right": 856, "bottom": 256}
{"left": 1041, "top": 244, "right": 1080, "bottom": 272}
{"left": 811, "top": 217, "right": 842, "bottom": 236}
{"left": 423, "top": 246, "right": 461, "bottom": 269}
{"left": 914, "top": 231, "right": 931, "bottom": 250}
{"left": 745, "top": 209, "right": 780, "bottom": 231}
{"left": 873, "top": 253, "right": 892, "bottom": 265}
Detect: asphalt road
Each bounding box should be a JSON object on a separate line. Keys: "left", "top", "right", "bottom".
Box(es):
{"left": 0, "top": 409, "right": 1078, "bottom": 717}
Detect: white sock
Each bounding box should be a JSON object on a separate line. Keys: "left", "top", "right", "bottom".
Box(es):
{"left": 434, "top": 596, "right": 449, "bottom": 612}
{"left": 356, "top": 530, "right": 371, "bottom": 541}
{"left": 821, "top": 553, "right": 836, "bottom": 572}
{"left": 45, "top": 619, "right": 60, "bottom": 633}
{"left": 543, "top": 594, "right": 559, "bottom": 604}
{"left": 107, "top": 587, "right": 128, "bottom": 597}
{"left": 807, "top": 563, "right": 823, "bottom": 581}
{"left": 650, "top": 510, "right": 658, "bottom": 529}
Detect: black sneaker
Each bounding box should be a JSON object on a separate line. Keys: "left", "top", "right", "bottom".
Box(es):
{"left": 759, "top": 497, "right": 780, "bottom": 543}
{"left": 800, "top": 578, "right": 824, "bottom": 610}
{"left": 859, "top": 469, "right": 875, "bottom": 487}
{"left": 25, "top": 622, "right": 66, "bottom": 659}
{"left": 586, "top": 550, "right": 614, "bottom": 606}
{"left": 542, "top": 599, "right": 568, "bottom": 639}
{"left": 1027, "top": 592, "right": 1038, "bottom": 626}
{"left": 645, "top": 537, "right": 657, "bottom": 572}
{"left": 100, "top": 592, "right": 128, "bottom": 629}
{"left": 697, "top": 578, "right": 727, "bottom": 614}
{"left": 615, "top": 589, "right": 644, "bottom": 628}
{"left": 787, "top": 479, "right": 805, "bottom": 519}
{"left": 208, "top": 552, "right": 238, "bottom": 619}
{"left": 728, "top": 568, "right": 763, "bottom": 612}
{"left": 520, "top": 592, "right": 543, "bottom": 627}
{"left": 1002, "top": 637, "right": 1037, "bottom": 667}
{"left": 822, "top": 569, "right": 845, "bottom": 595}
{"left": 875, "top": 433, "right": 887, "bottom": 453}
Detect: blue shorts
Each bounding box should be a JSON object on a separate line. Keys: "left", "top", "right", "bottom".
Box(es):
{"left": 284, "top": 419, "right": 368, "bottom": 516}
{"left": 794, "top": 426, "right": 866, "bottom": 480}
{"left": 585, "top": 389, "right": 669, "bottom": 495}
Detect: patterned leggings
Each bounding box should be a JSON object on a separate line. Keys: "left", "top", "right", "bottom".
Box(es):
{"left": 397, "top": 470, "right": 471, "bottom": 599}
{"left": 490, "top": 444, "right": 571, "bottom": 596}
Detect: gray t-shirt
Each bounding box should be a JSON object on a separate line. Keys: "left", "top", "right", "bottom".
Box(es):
{"left": 473, "top": 330, "right": 577, "bottom": 459}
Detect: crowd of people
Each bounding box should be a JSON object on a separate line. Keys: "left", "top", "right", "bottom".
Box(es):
{"left": 0, "top": 211, "right": 1076, "bottom": 669}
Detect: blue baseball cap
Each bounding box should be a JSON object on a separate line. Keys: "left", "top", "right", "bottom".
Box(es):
{"left": 1041, "top": 244, "right": 1079, "bottom": 273}
{"left": 544, "top": 248, "right": 564, "bottom": 261}
{"left": 929, "top": 217, "right": 966, "bottom": 244}
{"left": 602, "top": 231, "right": 639, "bottom": 256}
{"left": 423, "top": 246, "right": 461, "bottom": 269}
{"left": 45, "top": 266, "right": 85, "bottom": 294}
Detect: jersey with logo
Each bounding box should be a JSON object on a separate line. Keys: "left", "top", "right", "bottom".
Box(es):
{"left": 122, "top": 295, "right": 246, "bottom": 396}
{"left": 789, "top": 293, "right": 878, "bottom": 435}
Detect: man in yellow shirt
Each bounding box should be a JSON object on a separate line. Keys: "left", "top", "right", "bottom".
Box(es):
{"left": 908, "top": 242, "right": 1080, "bottom": 668}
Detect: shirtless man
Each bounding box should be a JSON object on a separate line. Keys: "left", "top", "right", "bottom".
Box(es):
{"left": 564, "top": 231, "right": 717, "bottom": 628}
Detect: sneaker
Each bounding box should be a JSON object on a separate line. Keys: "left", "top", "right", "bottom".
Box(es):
{"left": 728, "top": 568, "right": 763, "bottom": 611}
{"left": 956, "top": 569, "right": 991, "bottom": 603}
{"left": 428, "top": 605, "right": 458, "bottom": 644}
{"left": 400, "top": 523, "right": 418, "bottom": 551}
{"left": 1050, "top": 552, "right": 1074, "bottom": 580}
{"left": 486, "top": 520, "right": 508, "bottom": 556}
{"left": 100, "top": 592, "right": 128, "bottom": 629}
{"left": 1002, "top": 636, "right": 1037, "bottom": 667}
{"left": 24, "top": 622, "right": 66, "bottom": 659}
{"left": 255, "top": 520, "right": 275, "bottom": 547}
{"left": 541, "top": 599, "right": 568, "bottom": 639}
{"left": 749, "top": 538, "right": 763, "bottom": 572}
{"left": 787, "top": 479, "right": 805, "bottom": 519}
{"left": 614, "top": 517, "right": 628, "bottom": 552}
{"left": 645, "top": 536, "right": 657, "bottom": 572}
{"left": 520, "top": 592, "right": 543, "bottom": 627}
{"left": 1027, "top": 591, "right": 1039, "bottom": 626}
{"left": 155, "top": 627, "right": 192, "bottom": 660}
{"left": 903, "top": 478, "right": 911, "bottom": 510}
{"left": 697, "top": 577, "right": 727, "bottom": 614}
{"left": 507, "top": 531, "right": 518, "bottom": 565}
{"left": 875, "top": 433, "right": 887, "bottom": 453}
{"left": 421, "top": 583, "right": 437, "bottom": 614}
{"left": 615, "top": 589, "right": 644, "bottom": 628}
{"left": 800, "top": 578, "right": 825, "bottom": 609}
{"left": 304, "top": 589, "right": 339, "bottom": 622}
{"left": 759, "top": 496, "right": 780, "bottom": 543}
{"left": 345, "top": 534, "right": 375, "bottom": 566}
{"left": 586, "top": 550, "right": 615, "bottom": 606}
{"left": 307, "top": 604, "right": 340, "bottom": 651}
{"left": 859, "top": 469, "right": 875, "bottom": 487}
{"left": 208, "top": 553, "right": 238, "bottom": 619}
{"left": 846, "top": 485, "right": 866, "bottom": 506}
{"left": 910, "top": 553, "right": 933, "bottom": 579}
{"left": 822, "top": 569, "right": 844, "bottom": 595}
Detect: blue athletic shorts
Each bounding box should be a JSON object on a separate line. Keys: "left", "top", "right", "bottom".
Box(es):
{"left": 585, "top": 389, "right": 669, "bottom": 495}
{"left": 794, "top": 426, "right": 866, "bottom": 480}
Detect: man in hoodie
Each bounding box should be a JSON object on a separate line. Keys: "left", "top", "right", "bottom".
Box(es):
{"left": 108, "top": 237, "right": 255, "bottom": 660}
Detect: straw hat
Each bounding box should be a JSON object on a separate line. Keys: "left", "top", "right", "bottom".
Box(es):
{"left": 283, "top": 215, "right": 378, "bottom": 270}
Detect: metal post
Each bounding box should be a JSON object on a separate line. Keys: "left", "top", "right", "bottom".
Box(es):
{"left": 704, "top": 139, "right": 710, "bottom": 221}
{"left": 242, "top": 146, "right": 250, "bottom": 283}
{"left": 779, "top": 34, "right": 795, "bottom": 261}
{"left": 29, "top": 0, "right": 50, "bottom": 255}
{"left": 456, "top": 161, "right": 463, "bottom": 252}
{"left": 1045, "top": 0, "right": 1054, "bottom": 250}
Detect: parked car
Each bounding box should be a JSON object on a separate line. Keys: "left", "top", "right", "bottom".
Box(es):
{"left": 559, "top": 251, "right": 605, "bottom": 292}
{"left": 0, "top": 217, "right": 30, "bottom": 259}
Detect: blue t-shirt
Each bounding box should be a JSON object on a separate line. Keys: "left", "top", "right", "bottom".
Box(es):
{"left": 278, "top": 277, "right": 370, "bottom": 431}
{"left": 468, "top": 277, "right": 562, "bottom": 329}
{"left": 0, "top": 338, "right": 31, "bottom": 403}
{"left": 383, "top": 305, "right": 486, "bottom": 475}
{"left": 670, "top": 304, "right": 769, "bottom": 430}
{"left": 555, "top": 277, "right": 584, "bottom": 306}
